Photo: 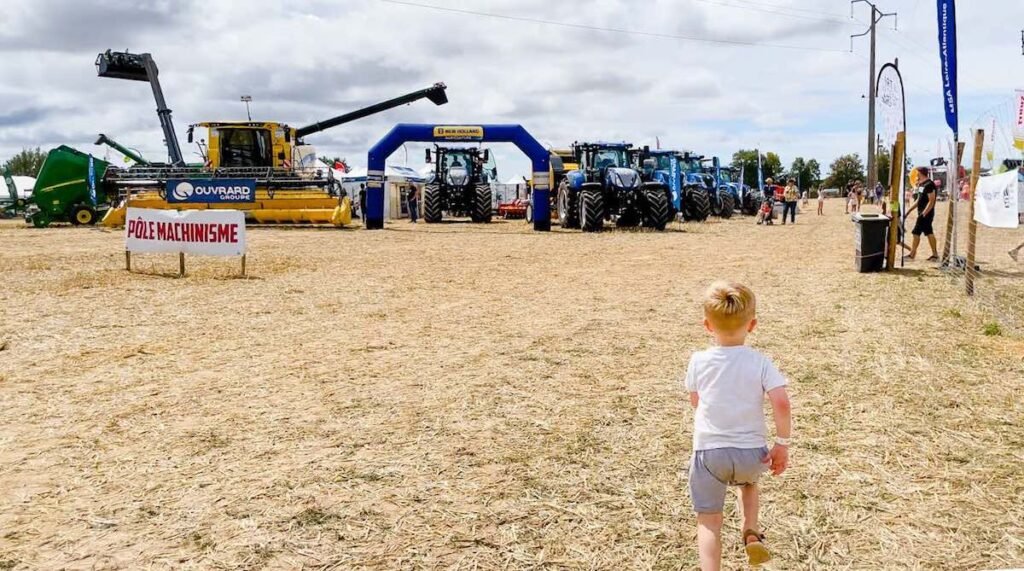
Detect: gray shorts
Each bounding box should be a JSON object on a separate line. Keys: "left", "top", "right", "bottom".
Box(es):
{"left": 689, "top": 447, "right": 769, "bottom": 513}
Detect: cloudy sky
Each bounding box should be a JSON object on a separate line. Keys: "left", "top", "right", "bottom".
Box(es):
{"left": 1, "top": 0, "right": 1022, "bottom": 180}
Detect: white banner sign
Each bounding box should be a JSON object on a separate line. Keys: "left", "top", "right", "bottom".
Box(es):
{"left": 125, "top": 207, "right": 246, "bottom": 256}
{"left": 974, "top": 170, "right": 1020, "bottom": 229}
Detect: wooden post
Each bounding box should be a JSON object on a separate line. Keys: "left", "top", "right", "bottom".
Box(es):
{"left": 966, "top": 129, "right": 985, "bottom": 296}
{"left": 886, "top": 132, "right": 906, "bottom": 270}
{"left": 125, "top": 250, "right": 131, "bottom": 272}
{"left": 241, "top": 255, "right": 247, "bottom": 277}
{"left": 941, "top": 141, "right": 966, "bottom": 265}
{"left": 179, "top": 252, "right": 186, "bottom": 277}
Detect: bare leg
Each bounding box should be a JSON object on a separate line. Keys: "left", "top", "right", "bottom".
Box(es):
{"left": 927, "top": 234, "right": 938, "bottom": 258}
{"left": 1010, "top": 241, "right": 1024, "bottom": 261}
{"left": 740, "top": 484, "right": 759, "bottom": 538}
{"left": 697, "top": 512, "right": 724, "bottom": 571}
{"left": 909, "top": 234, "right": 921, "bottom": 259}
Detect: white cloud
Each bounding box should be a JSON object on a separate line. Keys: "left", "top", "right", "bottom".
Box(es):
{"left": 0, "top": 0, "right": 1022, "bottom": 178}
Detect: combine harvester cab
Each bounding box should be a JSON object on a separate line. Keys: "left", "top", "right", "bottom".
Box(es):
{"left": 556, "top": 142, "right": 671, "bottom": 232}
{"left": 422, "top": 146, "right": 496, "bottom": 223}
{"left": 95, "top": 49, "right": 448, "bottom": 227}
{"left": 23, "top": 146, "right": 109, "bottom": 228}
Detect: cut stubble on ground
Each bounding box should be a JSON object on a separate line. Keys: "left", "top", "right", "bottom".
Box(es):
{"left": 0, "top": 202, "right": 1021, "bottom": 570}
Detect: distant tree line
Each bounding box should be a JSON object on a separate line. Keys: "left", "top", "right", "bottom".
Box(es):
{"left": 2, "top": 147, "right": 46, "bottom": 177}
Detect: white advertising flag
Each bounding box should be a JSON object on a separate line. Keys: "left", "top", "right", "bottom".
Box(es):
{"left": 125, "top": 207, "right": 246, "bottom": 256}
{"left": 974, "top": 170, "right": 1020, "bottom": 229}
{"left": 1015, "top": 90, "right": 1024, "bottom": 150}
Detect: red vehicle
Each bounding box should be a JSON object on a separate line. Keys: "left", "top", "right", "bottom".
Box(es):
{"left": 497, "top": 198, "right": 529, "bottom": 219}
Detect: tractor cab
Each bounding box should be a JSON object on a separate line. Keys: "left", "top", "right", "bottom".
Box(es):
{"left": 577, "top": 143, "right": 630, "bottom": 178}
{"left": 188, "top": 121, "right": 296, "bottom": 170}
{"left": 427, "top": 146, "right": 497, "bottom": 186}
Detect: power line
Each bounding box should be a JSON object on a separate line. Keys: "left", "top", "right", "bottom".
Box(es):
{"left": 725, "top": 0, "right": 851, "bottom": 19}
{"left": 692, "top": 0, "right": 858, "bottom": 26}
{"left": 378, "top": 0, "right": 850, "bottom": 53}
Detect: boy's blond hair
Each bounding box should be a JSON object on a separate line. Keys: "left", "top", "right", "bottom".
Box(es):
{"left": 703, "top": 281, "right": 756, "bottom": 331}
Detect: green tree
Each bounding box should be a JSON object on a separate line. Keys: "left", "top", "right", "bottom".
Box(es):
{"left": 826, "top": 153, "right": 866, "bottom": 191}
{"left": 731, "top": 149, "right": 783, "bottom": 188}
{"left": 876, "top": 148, "right": 891, "bottom": 186}
{"left": 790, "top": 157, "right": 822, "bottom": 188}
{"left": 3, "top": 147, "right": 46, "bottom": 177}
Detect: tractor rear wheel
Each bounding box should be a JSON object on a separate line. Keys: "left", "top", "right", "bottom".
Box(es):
{"left": 642, "top": 186, "right": 670, "bottom": 230}
{"left": 71, "top": 204, "right": 97, "bottom": 226}
{"left": 423, "top": 183, "right": 443, "bottom": 223}
{"left": 579, "top": 188, "right": 604, "bottom": 232}
{"left": 682, "top": 186, "right": 711, "bottom": 222}
{"left": 557, "top": 181, "right": 579, "bottom": 228}
{"left": 471, "top": 183, "right": 492, "bottom": 223}
{"left": 717, "top": 191, "right": 735, "bottom": 219}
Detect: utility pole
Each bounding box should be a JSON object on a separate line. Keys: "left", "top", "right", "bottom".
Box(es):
{"left": 851, "top": 0, "right": 897, "bottom": 189}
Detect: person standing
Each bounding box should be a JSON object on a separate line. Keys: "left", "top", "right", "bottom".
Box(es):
{"left": 817, "top": 188, "right": 825, "bottom": 215}
{"left": 407, "top": 184, "right": 419, "bottom": 223}
{"left": 781, "top": 178, "right": 798, "bottom": 225}
{"left": 905, "top": 166, "right": 938, "bottom": 261}
{"left": 358, "top": 183, "right": 367, "bottom": 219}
{"left": 874, "top": 182, "right": 884, "bottom": 206}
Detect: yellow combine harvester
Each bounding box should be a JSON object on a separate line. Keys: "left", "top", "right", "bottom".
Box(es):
{"left": 95, "top": 49, "right": 447, "bottom": 226}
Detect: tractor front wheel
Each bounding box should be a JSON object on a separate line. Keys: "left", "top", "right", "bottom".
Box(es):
{"left": 642, "top": 186, "right": 670, "bottom": 231}
{"left": 471, "top": 183, "right": 492, "bottom": 223}
{"left": 742, "top": 192, "right": 762, "bottom": 216}
{"left": 682, "top": 186, "right": 711, "bottom": 222}
{"left": 423, "top": 183, "right": 443, "bottom": 223}
{"left": 717, "top": 191, "right": 735, "bottom": 219}
{"left": 579, "top": 188, "right": 604, "bottom": 232}
{"left": 557, "top": 181, "right": 580, "bottom": 229}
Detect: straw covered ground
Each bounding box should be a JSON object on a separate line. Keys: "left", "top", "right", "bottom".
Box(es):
{"left": 1, "top": 202, "right": 1022, "bottom": 570}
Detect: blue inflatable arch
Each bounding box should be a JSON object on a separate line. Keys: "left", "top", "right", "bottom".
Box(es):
{"left": 364, "top": 124, "right": 551, "bottom": 231}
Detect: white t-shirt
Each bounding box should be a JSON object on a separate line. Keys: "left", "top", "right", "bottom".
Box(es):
{"left": 684, "top": 346, "right": 787, "bottom": 450}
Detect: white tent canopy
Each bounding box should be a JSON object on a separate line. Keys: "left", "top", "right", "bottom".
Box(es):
{"left": 2, "top": 176, "right": 34, "bottom": 200}
{"left": 337, "top": 165, "right": 426, "bottom": 182}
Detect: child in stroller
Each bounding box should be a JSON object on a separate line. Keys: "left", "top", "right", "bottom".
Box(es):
{"left": 756, "top": 195, "right": 776, "bottom": 225}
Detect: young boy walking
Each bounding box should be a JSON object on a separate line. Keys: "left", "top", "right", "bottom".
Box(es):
{"left": 684, "top": 282, "right": 792, "bottom": 570}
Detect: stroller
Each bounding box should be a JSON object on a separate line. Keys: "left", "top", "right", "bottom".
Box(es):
{"left": 756, "top": 196, "right": 776, "bottom": 225}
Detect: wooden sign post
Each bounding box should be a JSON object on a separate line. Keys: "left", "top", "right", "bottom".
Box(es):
{"left": 965, "top": 129, "right": 985, "bottom": 296}
{"left": 886, "top": 131, "right": 906, "bottom": 270}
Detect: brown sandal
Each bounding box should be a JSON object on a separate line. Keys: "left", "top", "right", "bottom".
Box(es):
{"left": 743, "top": 529, "right": 772, "bottom": 566}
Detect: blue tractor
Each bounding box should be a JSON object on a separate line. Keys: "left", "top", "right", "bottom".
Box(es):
{"left": 556, "top": 142, "right": 672, "bottom": 232}
{"left": 632, "top": 148, "right": 710, "bottom": 222}
{"left": 704, "top": 160, "right": 761, "bottom": 216}
{"left": 680, "top": 153, "right": 733, "bottom": 219}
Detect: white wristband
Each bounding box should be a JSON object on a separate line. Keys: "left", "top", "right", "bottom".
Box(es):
{"left": 775, "top": 437, "right": 791, "bottom": 446}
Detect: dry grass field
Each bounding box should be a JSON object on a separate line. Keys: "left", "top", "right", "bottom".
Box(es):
{"left": 1, "top": 202, "right": 1022, "bottom": 570}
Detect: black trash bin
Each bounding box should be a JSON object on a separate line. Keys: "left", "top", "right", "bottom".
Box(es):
{"left": 852, "top": 213, "right": 891, "bottom": 272}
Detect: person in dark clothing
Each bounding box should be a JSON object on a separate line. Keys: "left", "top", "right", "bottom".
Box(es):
{"left": 407, "top": 184, "right": 419, "bottom": 223}
{"left": 358, "top": 184, "right": 367, "bottom": 219}
{"left": 905, "top": 166, "right": 938, "bottom": 261}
